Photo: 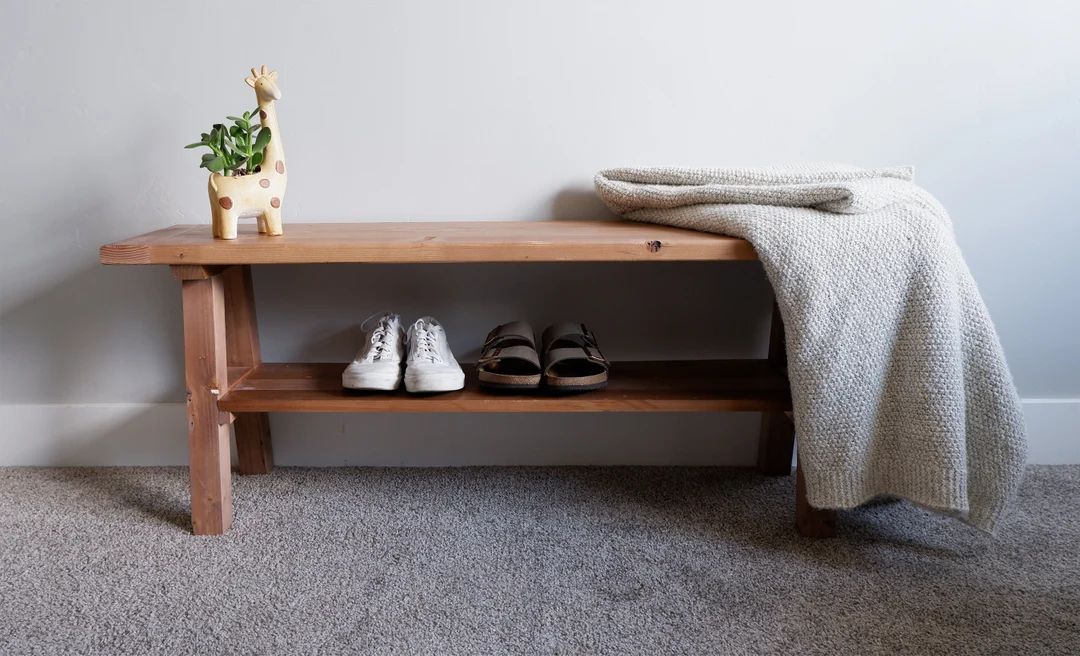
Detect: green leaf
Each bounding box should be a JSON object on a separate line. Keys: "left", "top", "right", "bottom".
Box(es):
{"left": 191, "top": 111, "right": 273, "bottom": 171}
{"left": 252, "top": 127, "right": 271, "bottom": 152}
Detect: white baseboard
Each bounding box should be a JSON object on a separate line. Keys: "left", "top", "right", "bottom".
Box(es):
{"left": 0, "top": 400, "right": 1075, "bottom": 466}
{"left": 1020, "top": 399, "right": 1080, "bottom": 464}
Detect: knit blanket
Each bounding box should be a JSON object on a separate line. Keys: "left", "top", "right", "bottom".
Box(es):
{"left": 594, "top": 164, "right": 1026, "bottom": 531}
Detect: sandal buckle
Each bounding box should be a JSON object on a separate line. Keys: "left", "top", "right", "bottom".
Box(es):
{"left": 579, "top": 324, "right": 599, "bottom": 347}
{"left": 585, "top": 345, "right": 606, "bottom": 363}
{"left": 478, "top": 347, "right": 502, "bottom": 365}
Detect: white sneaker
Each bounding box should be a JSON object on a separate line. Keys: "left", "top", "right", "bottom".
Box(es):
{"left": 342, "top": 312, "right": 406, "bottom": 390}
{"left": 404, "top": 317, "right": 465, "bottom": 393}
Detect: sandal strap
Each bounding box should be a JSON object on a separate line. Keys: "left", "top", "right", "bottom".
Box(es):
{"left": 543, "top": 346, "right": 610, "bottom": 375}
{"left": 478, "top": 344, "right": 540, "bottom": 369}
{"left": 541, "top": 322, "right": 601, "bottom": 355}
{"left": 482, "top": 321, "right": 536, "bottom": 351}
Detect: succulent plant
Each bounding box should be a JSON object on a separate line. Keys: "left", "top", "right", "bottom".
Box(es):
{"left": 186, "top": 109, "right": 272, "bottom": 176}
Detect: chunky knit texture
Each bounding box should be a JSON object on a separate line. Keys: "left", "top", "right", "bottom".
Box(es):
{"left": 594, "top": 164, "right": 1027, "bottom": 531}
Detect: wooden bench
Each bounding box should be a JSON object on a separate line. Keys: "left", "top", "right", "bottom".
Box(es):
{"left": 100, "top": 221, "right": 836, "bottom": 537}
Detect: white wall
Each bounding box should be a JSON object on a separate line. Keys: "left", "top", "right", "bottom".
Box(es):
{"left": 1, "top": 0, "right": 1077, "bottom": 465}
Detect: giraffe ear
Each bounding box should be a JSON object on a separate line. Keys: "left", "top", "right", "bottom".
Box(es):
{"left": 268, "top": 70, "right": 278, "bottom": 81}
{"left": 245, "top": 76, "right": 257, "bottom": 88}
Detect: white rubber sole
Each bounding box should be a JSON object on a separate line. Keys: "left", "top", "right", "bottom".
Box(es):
{"left": 342, "top": 362, "right": 403, "bottom": 391}
{"left": 404, "top": 367, "right": 465, "bottom": 393}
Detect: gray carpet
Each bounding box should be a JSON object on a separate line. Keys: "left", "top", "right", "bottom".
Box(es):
{"left": 1, "top": 466, "right": 1077, "bottom": 655}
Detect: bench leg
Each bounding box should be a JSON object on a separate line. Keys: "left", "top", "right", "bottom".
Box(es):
{"left": 795, "top": 457, "right": 837, "bottom": 538}
{"left": 234, "top": 413, "right": 273, "bottom": 475}
{"left": 757, "top": 412, "right": 795, "bottom": 475}
{"left": 182, "top": 274, "right": 233, "bottom": 535}
{"left": 223, "top": 265, "right": 273, "bottom": 475}
{"left": 757, "top": 301, "right": 794, "bottom": 475}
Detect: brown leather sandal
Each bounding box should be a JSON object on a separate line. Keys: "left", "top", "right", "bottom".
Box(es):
{"left": 541, "top": 322, "right": 610, "bottom": 392}
{"left": 477, "top": 321, "right": 542, "bottom": 390}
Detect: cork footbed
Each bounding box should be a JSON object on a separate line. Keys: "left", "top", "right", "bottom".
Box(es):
{"left": 544, "top": 369, "right": 608, "bottom": 392}
{"left": 478, "top": 367, "right": 542, "bottom": 389}
{"left": 543, "top": 358, "right": 609, "bottom": 392}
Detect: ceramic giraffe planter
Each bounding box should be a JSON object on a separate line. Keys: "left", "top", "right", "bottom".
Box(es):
{"left": 207, "top": 66, "right": 288, "bottom": 240}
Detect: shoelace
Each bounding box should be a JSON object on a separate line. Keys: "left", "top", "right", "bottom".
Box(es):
{"left": 369, "top": 325, "right": 393, "bottom": 360}
{"left": 412, "top": 322, "right": 442, "bottom": 364}
{"left": 360, "top": 313, "right": 397, "bottom": 361}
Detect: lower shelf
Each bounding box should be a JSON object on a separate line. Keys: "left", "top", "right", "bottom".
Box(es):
{"left": 218, "top": 360, "right": 791, "bottom": 413}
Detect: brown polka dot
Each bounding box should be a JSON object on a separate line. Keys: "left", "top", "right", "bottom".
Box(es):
{"left": 259, "top": 178, "right": 270, "bottom": 188}
{"left": 275, "top": 160, "right": 285, "bottom": 174}
{"left": 270, "top": 197, "right": 280, "bottom": 208}
{"left": 218, "top": 197, "right": 233, "bottom": 210}
{"left": 259, "top": 110, "right": 267, "bottom": 120}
